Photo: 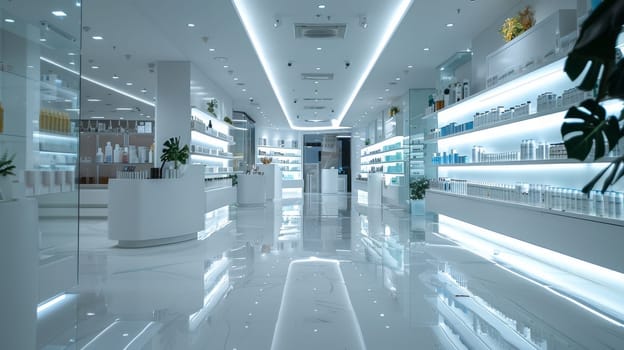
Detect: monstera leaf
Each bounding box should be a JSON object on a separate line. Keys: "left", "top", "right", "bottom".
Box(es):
{"left": 582, "top": 155, "right": 624, "bottom": 194}
{"left": 160, "top": 136, "right": 190, "bottom": 171}
{"left": 561, "top": 99, "right": 620, "bottom": 161}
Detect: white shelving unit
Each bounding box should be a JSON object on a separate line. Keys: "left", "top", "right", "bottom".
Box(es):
{"left": 257, "top": 145, "right": 302, "bottom": 187}
{"left": 190, "top": 108, "right": 236, "bottom": 178}
{"left": 428, "top": 56, "right": 624, "bottom": 276}
{"left": 359, "top": 136, "right": 409, "bottom": 208}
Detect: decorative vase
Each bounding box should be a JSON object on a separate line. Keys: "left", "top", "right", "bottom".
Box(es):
{"left": 410, "top": 199, "right": 425, "bottom": 215}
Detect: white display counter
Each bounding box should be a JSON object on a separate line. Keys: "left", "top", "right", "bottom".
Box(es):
{"left": 260, "top": 164, "right": 282, "bottom": 201}
{"left": 237, "top": 174, "right": 266, "bottom": 206}
{"left": 321, "top": 168, "right": 338, "bottom": 193}
{"left": 367, "top": 173, "right": 383, "bottom": 207}
{"left": 108, "top": 165, "right": 205, "bottom": 248}
{"left": 0, "top": 198, "right": 38, "bottom": 350}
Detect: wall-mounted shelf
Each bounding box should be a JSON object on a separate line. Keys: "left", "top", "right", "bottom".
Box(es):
{"left": 257, "top": 145, "right": 302, "bottom": 182}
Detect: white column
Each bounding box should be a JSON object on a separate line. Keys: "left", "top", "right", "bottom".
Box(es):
{"left": 155, "top": 61, "right": 191, "bottom": 166}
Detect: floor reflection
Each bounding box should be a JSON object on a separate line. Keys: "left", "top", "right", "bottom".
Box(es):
{"left": 35, "top": 193, "right": 624, "bottom": 349}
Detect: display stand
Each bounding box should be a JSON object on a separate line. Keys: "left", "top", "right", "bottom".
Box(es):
{"left": 367, "top": 173, "right": 383, "bottom": 207}
{"left": 237, "top": 174, "right": 266, "bottom": 206}
{"left": 260, "top": 164, "right": 282, "bottom": 201}
{"left": 108, "top": 165, "right": 205, "bottom": 247}
{"left": 321, "top": 168, "right": 338, "bottom": 193}
{"left": 0, "top": 198, "right": 38, "bottom": 350}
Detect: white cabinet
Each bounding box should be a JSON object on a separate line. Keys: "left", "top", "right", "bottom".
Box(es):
{"left": 359, "top": 136, "right": 408, "bottom": 208}
{"left": 257, "top": 145, "right": 302, "bottom": 187}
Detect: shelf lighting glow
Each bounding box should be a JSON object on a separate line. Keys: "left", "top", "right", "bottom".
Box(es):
{"left": 37, "top": 293, "right": 70, "bottom": 315}
{"left": 191, "top": 108, "right": 229, "bottom": 134}
{"left": 437, "top": 58, "right": 568, "bottom": 125}
{"left": 190, "top": 130, "right": 231, "bottom": 148}
{"left": 232, "top": 0, "right": 412, "bottom": 130}
{"left": 361, "top": 135, "right": 405, "bottom": 153}
{"left": 436, "top": 215, "right": 624, "bottom": 325}
{"left": 190, "top": 153, "right": 231, "bottom": 165}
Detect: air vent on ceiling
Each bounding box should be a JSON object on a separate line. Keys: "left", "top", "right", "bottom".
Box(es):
{"left": 303, "top": 97, "right": 333, "bottom": 101}
{"left": 304, "top": 106, "right": 327, "bottom": 110}
{"left": 301, "top": 73, "right": 334, "bottom": 81}
{"left": 294, "top": 24, "right": 346, "bottom": 39}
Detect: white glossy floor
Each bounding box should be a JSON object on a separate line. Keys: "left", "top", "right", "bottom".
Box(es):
{"left": 38, "top": 193, "right": 624, "bottom": 349}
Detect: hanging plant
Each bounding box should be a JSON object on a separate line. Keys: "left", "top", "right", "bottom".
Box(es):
{"left": 560, "top": 0, "right": 624, "bottom": 193}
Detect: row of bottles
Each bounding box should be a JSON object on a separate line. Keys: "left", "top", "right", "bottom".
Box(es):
{"left": 40, "top": 109, "right": 73, "bottom": 134}
{"left": 95, "top": 141, "right": 154, "bottom": 164}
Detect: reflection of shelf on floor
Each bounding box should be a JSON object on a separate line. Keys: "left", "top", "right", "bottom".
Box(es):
{"left": 436, "top": 158, "right": 615, "bottom": 167}
{"left": 191, "top": 152, "right": 234, "bottom": 160}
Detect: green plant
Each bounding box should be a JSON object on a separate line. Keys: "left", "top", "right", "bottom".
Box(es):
{"left": 500, "top": 6, "right": 534, "bottom": 42}
{"left": 224, "top": 116, "right": 233, "bottom": 125}
{"left": 206, "top": 99, "right": 218, "bottom": 114}
{"left": 230, "top": 173, "right": 238, "bottom": 186}
{"left": 410, "top": 177, "right": 429, "bottom": 200}
{"left": 0, "top": 152, "right": 16, "bottom": 177}
{"left": 364, "top": 138, "right": 371, "bottom": 146}
{"left": 160, "top": 137, "right": 190, "bottom": 174}
{"left": 389, "top": 106, "right": 400, "bottom": 117}
{"left": 560, "top": 0, "right": 624, "bottom": 193}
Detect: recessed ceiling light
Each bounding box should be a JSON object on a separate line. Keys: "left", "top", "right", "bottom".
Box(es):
{"left": 395, "top": 77, "right": 400, "bottom": 81}
{"left": 423, "top": 47, "right": 430, "bottom": 51}
{"left": 209, "top": 48, "right": 215, "bottom": 52}
{"left": 91, "top": 65, "right": 99, "bottom": 69}
{"left": 68, "top": 52, "right": 76, "bottom": 56}
{"left": 69, "top": 61, "right": 75, "bottom": 65}
{"left": 146, "top": 115, "right": 151, "bottom": 118}
{"left": 40, "top": 38, "right": 47, "bottom": 42}
{"left": 256, "top": 106, "right": 260, "bottom": 110}
{"left": 187, "top": 23, "right": 195, "bottom": 27}
{"left": 119, "top": 117, "right": 125, "bottom": 120}
{"left": 233, "top": 77, "right": 239, "bottom": 81}
{"left": 90, "top": 116, "right": 104, "bottom": 119}
{"left": 52, "top": 11, "right": 67, "bottom": 17}
{"left": 315, "top": 67, "right": 321, "bottom": 71}
{"left": 385, "top": 88, "right": 390, "bottom": 92}
{"left": 116, "top": 107, "right": 134, "bottom": 111}
{"left": 87, "top": 98, "right": 101, "bottom": 102}
{"left": 407, "top": 65, "right": 413, "bottom": 68}
{"left": 316, "top": 47, "right": 322, "bottom": 51}
{"left": 440, "top": 67, "right": 445, "bottom": 71}
{"left": 4, "top": 18, "right": 15, "bottom": 23}
{"left": 92, "top": 36, "right": 103, "bottom": 40}
{"left": 112, "top": 74, "right": 119, "bottom": 79}
{"left": 125, "top": 82, "right": 133, "bottom": 86}
{"left": 241, "top": 88, "right": 247, "bottom": 92}
{"left": 318, "top": 4, "right": 326, "bottom": 9}
{"left": 446, "top": 23, "right": 454, "bottom": 28}
{"left": 314, "top": 81, "right": 319, "bottom": 84}
{"left": 141, "top": 88, "right": 147, "bottom": 93}
{"left": 75, "top": 1, "right": 81, "bottom": 7}
{"left": 223, "top": 65, "right": 229, "bottom": 68}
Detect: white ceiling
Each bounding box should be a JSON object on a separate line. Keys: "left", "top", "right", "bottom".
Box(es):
{"left": 19, "top": 0, "right": 526, "bottom": 128}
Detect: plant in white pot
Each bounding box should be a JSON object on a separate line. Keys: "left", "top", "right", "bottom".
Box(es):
{"left": 159, "top": 136, "right": 190, "bottom": 178}
{"left": 410, "top": 177, "right": 429, "bottom": 215}
{"left": 0, "top": 151, "right": 16, "bottom": 200}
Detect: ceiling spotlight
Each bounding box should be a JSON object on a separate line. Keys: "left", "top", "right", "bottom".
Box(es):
{"left": 360, "top": 16, "right": 368, "bottom": 29}
{"left": 125, "top": 82, "right": 133, "bottom": 86}
{"left": 223, "top": 65, "right": 229, "bottom": 68}
{"left": 318, "top": 4, "right": 326, "bottom": 9}
{"left": 187, "top": 23, "right": 195, "bottom": 27}
{"left": 233, "top": 77, "right": 239, "bottom": 81}
{"left": 446, "top": 23, "right": 454, "bottom": 28}
{"left": 316, "top": 47, "right": 322, "bottom": 51}
{"left": 315, "top": 67, "right": 320, "bottom": 71}
{"left": 273, "top": 18, "right": 281, "bottom": 28}
{"left": 209, "top": 48, "right": 215, "bottom": 52}
{"left": 90, "top": 65, "right": 99, "bottom": 69}
{"left": 423, "top": 47, "right": 430, "bottom": 51}
{"left": 385, "top": 88, "right": 390, "bottom": 92}
{"left": 92, "top": 35, "right": 103, "bottom": 40}
{"left": 112, "top": 74, "right": 119, "bottom": 79}
{"left": 4, "top": 18, "right": 15, "bottom": 23}
{"left": 242, "top": 88, "right": 247, "bottom": 92}
{"left": 440, "top": 67, "right": 445, "bottom": 71}
{"left": 52, "top": 10, "right": 67, "bottom": 17}
{"left": 141, "top": 88, "right": 147, "bottom": 93}
{"left": 407, "top": 65, "right": 413, "bottom": 68}
{"left": 395, "top": 77, "right": 400, "bottom": 81}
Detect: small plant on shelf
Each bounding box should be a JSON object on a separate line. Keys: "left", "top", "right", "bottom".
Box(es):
{"left": 364, "top": 138, "right": 371, "bottom": 146}
{"left": 0, "top": 151, "right": 16, "bottom": 177}
{"left": 206, "top": 99, "right": 218, "bottom": 115}
{"left": 410, "top": 177, "right": 429, "bottom": 200}
{"left": 500, "top": 6, "right": 534, "bottom": 42}
{"left": 260, "top": 157, "right": 272, "bottom": 165}
{"left": 160, "top": 136, "right": 190, "bottom": 175}
{"left": 223, "top": 116, "right": 233, "bottom": 125}
{"left": 389, "top": 106, "right": 400, "bottom": 117}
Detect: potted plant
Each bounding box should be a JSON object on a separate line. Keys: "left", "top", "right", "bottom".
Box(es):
{"left": 0, "top": 151, "right": 16, "bottom": 200}
{"left": 206, "top": 99, "right": 218, "bottom": 116}
{"left": 409, "top": 177, "right": 429, "bottom": 214}
{"left": 159, "top": 136, "right": 190, "bottom": 178}
{"left": 364, "top": 138, "right": 371, "bottom": 146}
{"left": 389, "top": 106, "right": 400, "bottom": 117}
{"left": 223, "top": 116, "right": 233, "bottom": 125}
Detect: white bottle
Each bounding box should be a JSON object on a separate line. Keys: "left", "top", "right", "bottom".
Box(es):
{"left": 104, "top": 141, "right": 113, "bottom": 163}
{"left": 594, "top": 191, "right": 604, "bottom": 217}
{"left": 615, "top": 192, "right": 623, "bottom": 218}
{"left": 113, "top": 144, "right": 121, "bottom": 163}
{"left": 96, "top": 147, "right": 104, "bottom": 163}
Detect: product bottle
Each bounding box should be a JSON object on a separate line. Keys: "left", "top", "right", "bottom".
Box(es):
{"left": 616, "top": 192, "right": 623, "bottom": 218}
{"left": 443, "top": 88, "right": 450, "bottom": 107}
{"left": 594, "top": 191, "right": 604, "bottom": 217}
{"left": 463, "top": 80, "right": 470, "bottom": 99}
{"left": 455, "top": 82, "right": 462, "bottom": 102}
{"left": 104, "top": 141, "right": 113, "bottom": 163}
{"left": 122, "top": 147, "right": 129, "bottom": 163}
{"left": 208, "top": 120, "right": 213, "bottom": 129}
{"left": 113, "top": 144, "right": 121, "bottom": 163}
{"left": 96, "top": 147, "right": 104, "bottom": 163}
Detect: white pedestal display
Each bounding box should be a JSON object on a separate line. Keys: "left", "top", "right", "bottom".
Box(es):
{"left": 108, "top": 165, "right": 205, "bottom": 247}
{"left": 237, "top": 174, "right": 266, "bottom": 206}
{"left": 367, "top": 173, "right": 383, "bottom": 207}
{"left": 260, "top": 164, "right": 282, "bottom": 201}
{"left": 0, "top": 198, "right": 38, "bottom": 350}
{"left": 321, "top": 168, "right": 338, "bottom": 194}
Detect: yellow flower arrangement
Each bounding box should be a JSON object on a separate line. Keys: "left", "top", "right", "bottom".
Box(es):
{"left": 500, "top": 6, "right": 535, "bottom": 42}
